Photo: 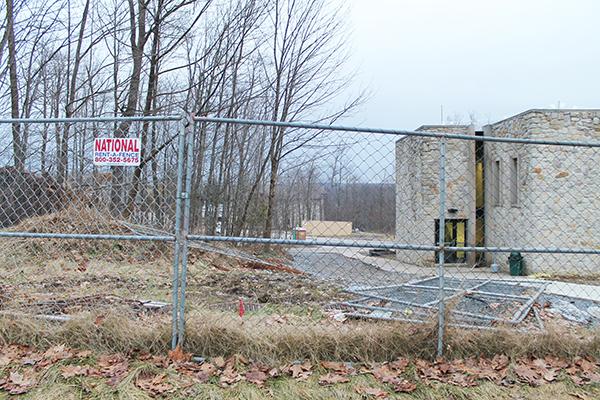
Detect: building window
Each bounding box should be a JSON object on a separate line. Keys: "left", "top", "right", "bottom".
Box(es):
{"left": 492, "top": 160, "right": 501, "bottom": 206}
{"left": 510, "top": 157, "right": 519, "bottom": 206}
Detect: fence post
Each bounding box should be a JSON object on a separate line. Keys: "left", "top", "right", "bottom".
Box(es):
{"left": 436, "top": 136, "right": 447, "bottom": 358}
{"left": 170, "top": 116, "right": 188, "bottom": 349}
{"left": 177, "top": 114, "right": 194, "bottom": 345}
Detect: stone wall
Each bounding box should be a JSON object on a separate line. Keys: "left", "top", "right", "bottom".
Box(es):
{"left": 395, "top": 126, "right": 476, "bottom": 267}
{"left": 484, "top": 110, "right": 600, "bottom": 274}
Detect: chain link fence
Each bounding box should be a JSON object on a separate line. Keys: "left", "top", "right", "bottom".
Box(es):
{"left": 0, "top": 116, "right": 183, "bottom": 348}
{"left": 2, "top": 111, "right": 600, "bottom": 358}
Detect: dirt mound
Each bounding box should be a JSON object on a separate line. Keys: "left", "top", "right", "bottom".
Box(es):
{"left": 187, "top": 265, "right": 349, "bottom": 306}
{"left": 1, "top": 207, "right": 170, "bottom": 263}
{"left": 0, "top": 167, "right": 66, "bottom": 228}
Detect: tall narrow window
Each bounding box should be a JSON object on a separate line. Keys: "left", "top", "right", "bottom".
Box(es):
{"left": 510, "top": 157, "right": 519, "bottom": 205}
{"left": 493, "top": 160, "right": 501, "bottom": 206}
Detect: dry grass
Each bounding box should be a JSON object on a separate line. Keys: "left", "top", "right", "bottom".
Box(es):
{"left": 0, "top": 207, "right": 171, "bottom": 264}
{"left": 2, "top": 311, "right": 600, "bottom": 365}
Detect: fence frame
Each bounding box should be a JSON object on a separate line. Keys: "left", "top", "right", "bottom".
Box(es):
{"left": 187, "top": 114, "right": 600, "bottom": 355}
{"left": 0, "top": 115, "right": 185, "bottom": 348}
{"left": 2, "top": 113, "right": 600, "bottom": 355}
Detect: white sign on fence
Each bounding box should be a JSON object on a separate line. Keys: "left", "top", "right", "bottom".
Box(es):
{"left": 93, "top": 137, "right": 141, "bottom": 166}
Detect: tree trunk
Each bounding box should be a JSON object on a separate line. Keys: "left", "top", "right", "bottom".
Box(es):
{"left": 6, "top": 0, "right": 24, "bottom": 171}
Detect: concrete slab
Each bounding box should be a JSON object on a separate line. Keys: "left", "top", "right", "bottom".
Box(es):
{"left": 544, "top": 281, "right": 600, "bottom": 303}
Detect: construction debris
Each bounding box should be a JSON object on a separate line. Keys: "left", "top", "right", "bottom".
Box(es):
{"left": 334, "top": 276, "right": 549, "bottom": 331}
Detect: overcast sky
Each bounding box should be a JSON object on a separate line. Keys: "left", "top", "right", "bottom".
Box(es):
{"left": 344, "top": 0, "right": 600, "bottom": 130}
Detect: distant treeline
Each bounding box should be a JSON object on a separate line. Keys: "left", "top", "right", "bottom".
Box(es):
{"left": 323, "top": 183, "right": 395, "bottom": 234}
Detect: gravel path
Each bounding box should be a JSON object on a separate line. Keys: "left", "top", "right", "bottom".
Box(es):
{"left": 289, "top": 248, "right": 420, "bottom": 288}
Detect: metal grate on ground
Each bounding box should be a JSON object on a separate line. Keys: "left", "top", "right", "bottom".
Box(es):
{"left": 334, "top": 276, "right": 548, "bottom": 331}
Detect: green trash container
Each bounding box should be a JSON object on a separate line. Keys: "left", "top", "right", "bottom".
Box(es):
{"left": 509, "top": 252, "right": 524, "bottom": 276}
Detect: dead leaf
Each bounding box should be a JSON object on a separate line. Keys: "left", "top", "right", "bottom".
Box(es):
{"left": 545, "top": 356, "right": 569, "bottom": 370}
{"left": 448, "top": 372, "right": 478, "bottom": 387}
{"left": 389, "top": 358, "right": 409, "bottom": 373}
{"left": 415, "top": 359, "right": 447, "bottom": 382}
{"left": 76, "top": 350, "right": 93, "bottom": 359}
{"left": 60, "top": 365, "right": 90, "bottom": 378}
{"left": 286, "top": 361, "right": 313, "bottom": 381}
{"left": 20, "top": 353, "right": 43, "bottom": 367}
{"left": 1, "top": 371, "right": 37, "bottom": 395}
{"left": 97, "top": 354, "right": 126, "bottom": 368}
{"left": 0, "top": 354, "right": 12, "bottom": 367}
{"left": 372, "top": 365, "right": 398, "bottom": 384}
{"left": 581, "top": 370, "right": 600, "bottom": 384}
{"left": 571, "top": 375, "right": 585, "bottom": 386}
{"left": 43, "top": 344, "right": 73, "bottom": 363}
{"left": 136, "top": 373, "right": 173, "bottom": 396}
{"left": 168, "top": 346, "right": 191, "bottom": 363}
{"left": 319, "top": 372, "right": 350, "bottom": 385}
{"left": 355, "top": 386, "right": 389, "bottom": 398}
{"left": 392, "top": 379, "right": 417, "bottom": 393}
{"left": 95, "top": 356, "right": 129, "bottom": 387}
{"left": 513, "top": 364, "right": 542, "bottom": 386}
{"left": 245, "top": 369, "right": 268, "bottom": 387}
{"left": 219, "top": 365, "right": 243, "bottom": 387}
{"left": 231, "top": 354, "right": 249, "bottom": 366}
{"left": 212, "top": 356, "right": 226, "bottom": 369}
{"left": 531, "top": 358, "right": 559, "bottom": 382}
{"left": 94, "top": 315, "right": 105, "bottom": 326}
{"left": 492, "top": 354, "right": 510, "bottom": 370}
{"left": 321, "top": 361, "right": 347, "bottom": 372}
{"left": 193, "top": 366, "right": 216, "bottom": 384}
{"left": 321, "top": 361, "right": 354, "bottom": 375}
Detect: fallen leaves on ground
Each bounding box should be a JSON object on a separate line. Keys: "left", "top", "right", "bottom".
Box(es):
{"left": 283, "top": 361, "right": 313, "bottom": 381}
{"left": 321, "top": 361, "right": 355, "bottom": 374}
{"left": 245, "top": 369, "right": 268, "bottom": 387}
{"left": 245, "top": 363, "right": 277, "bottom": 387}
{"left": 95, "top": 354, "right": 129, "bottom": 386}
{"left": 355, "top": 385, "right": 389, "bottom": 398}
{"left": 60, "top": 365, "right": 91, "bottom": 378}
{"left": 415, "top": 359, "right": 477, "bottom": 387}
{"left": 0, "top": 370, "right": 37, "bottom": 395}
{"left": 219, "top": 365, "right": 243, "bottom": 387}
{"left": 567, "top": 357, "right": 600, "bottom": 385}
{"left": 366, "top": 358, "right": 418, "bottom": 393}
{"left": 136, "top": 373, "right": 174, "bottom": 396}
{"left": 168, "top": 346, "right": 192, "bottom": 363}
{"left": 319, "top": 372, "right": 350, "bottom": 385}
{"left": 4, "top": 342, "right": 600, "bottom": 397}
{"left": 392, "top": 379, "right": 417, "bottom": 393}
{"left": 452, "top": 355, "right": 509, "bottom": 385}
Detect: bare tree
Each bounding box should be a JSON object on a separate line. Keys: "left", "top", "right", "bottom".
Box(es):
{"left": 5, "top": 0, "right": 24, "bottom": 170}
{"left": 260, "top": 0, "right": 361, "bottom": 238}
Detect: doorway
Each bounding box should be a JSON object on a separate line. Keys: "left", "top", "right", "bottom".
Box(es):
{"left": 435, "top": 219, "right": 467, "bottom": 263}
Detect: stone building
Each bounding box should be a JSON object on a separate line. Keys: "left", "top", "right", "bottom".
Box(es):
{"left": 395, "top": 109, "right": 600, "bottom": 274}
